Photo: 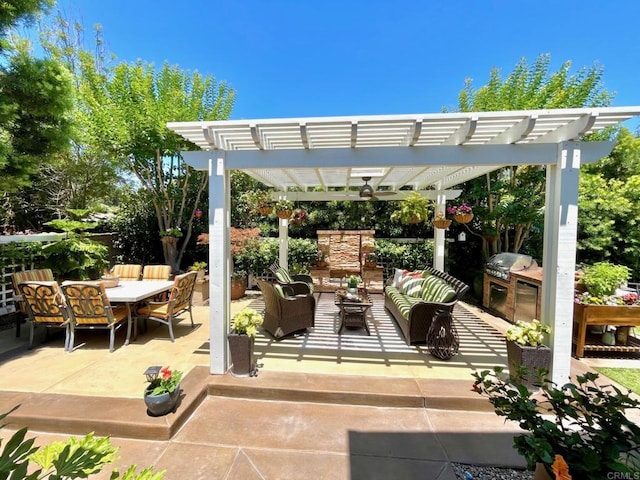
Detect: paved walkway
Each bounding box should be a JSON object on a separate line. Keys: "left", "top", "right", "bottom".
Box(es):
{"left": 0, "top": 292, "right": 637, "bottom": 479}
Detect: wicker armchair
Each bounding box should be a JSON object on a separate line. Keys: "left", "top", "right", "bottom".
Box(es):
{"left": 269, "top": 263, "right": 313, "bottom": 295}
{"left": 256, "top": 279, "right": 315, "bottom": 339}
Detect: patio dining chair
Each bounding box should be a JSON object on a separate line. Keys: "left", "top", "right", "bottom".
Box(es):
{"left": 11, "top": 268, "right": 55, "bottom": 337}
{"left": 136, "top": 271, "right": 197, "bottom": 342}
{"left": 142, "top": 265, "right": 172, "bottom": 281}
{"left": 269, "top": 263, "right": 313, "bottom": 295}
{"left": 61, "top": 282, "right": 129, "bottom": 352}
{"left": 18, "top": 281, "right": 71, "bottom": 351}
{"left": 112, "top": 264, "right": 142, "bottom": 281}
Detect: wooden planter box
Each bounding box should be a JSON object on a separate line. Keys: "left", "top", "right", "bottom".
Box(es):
{"left": 573, "top": 303, "right": 640, "bottom": 358}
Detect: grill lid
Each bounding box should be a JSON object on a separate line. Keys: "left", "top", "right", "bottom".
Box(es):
{"left": 486, "top": 253, "right": 534, "bottom": 271}
{"left": 485, "top": 253, "right": 537, "bottom": 281}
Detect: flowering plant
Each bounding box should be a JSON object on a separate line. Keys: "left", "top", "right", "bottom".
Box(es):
{"left": 146, "top": 366, "right": 183, "bottom": 396}
{"left": 506, "top": 319, "right": 550, "bottom": 347}
{"left": 574, "top": 291, "right": 639, "bottom": 306}
{"left": 291, "top": 209, "right": 307, "bottom": 223}
{"left": 446, "top": 203, "right": 473, "bottom": 215}
{"left": 434, "top": 211, "right": 445, "bottom": 220}
{"left": 231, "top": 307, "right": 264, "bottom": 337}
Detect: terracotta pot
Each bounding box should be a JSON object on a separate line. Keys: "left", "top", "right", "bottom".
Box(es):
{"left": 143, "top": 384, "right": 181, "bottom": 416}
{"left": 534, "top": 462, "right": 553, "bottom": 480}
{"left": 227, "top": 332, "right": 255, "bottom": 377}
{"left": 230, "top": 279, "right": 246, "bottom": 300}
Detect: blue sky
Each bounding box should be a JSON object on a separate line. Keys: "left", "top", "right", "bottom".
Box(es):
{"left": 51, "top": 0, "right": 639, "bottom": 126}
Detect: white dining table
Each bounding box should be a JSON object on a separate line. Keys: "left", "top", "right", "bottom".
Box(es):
{"left": 104, "top": 280, "right": 175, "bottom": 345}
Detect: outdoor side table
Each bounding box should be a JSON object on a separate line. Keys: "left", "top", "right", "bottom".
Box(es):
{"left": 335, "top": 289, "right": 372, "bottom": 335}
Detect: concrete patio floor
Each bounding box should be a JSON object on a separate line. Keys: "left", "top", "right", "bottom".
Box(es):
{"left": 0, "top": 291, "right": 637, "bottom": 479}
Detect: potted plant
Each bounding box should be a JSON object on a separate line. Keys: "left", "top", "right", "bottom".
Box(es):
{"left": 160, "top": 228, "right": 183, "bottom": 244}
{"left": 472, "top": 369, "right": 640, "bottom": 479}
{"left": 275, "top": 199, "right": 294, "bottom": 219}
{"left": 447, "top": 203, "right": 474, "bottom": 224}
{"left": 505, "top": 319, "right": 551, "bottom": 390}
{"left": 579, "top": 261, "right": 630, "bottom": 297}
{"left": 315, "top": 249, "right": 328, "bottom": 268}
{"left": 228, "top": 307, "right": 264, "bottom": 377}
{"left": 290, "top": 208, "right": 307, "bottom": 225}
{"left": 143, "top": 365, "right": 183, "bottom": 416}
{"left": 431, "top": 211, "right": 452, "bottom": 229}
{"left": 363, "top": 251, "right": 377, "bottom": 268}
{"left": 254, "top": 190, "right": 274, "bottom": 215}
{"left": 231, "top": 270, "right": 247, "bottom": 300}
{"left": 390, "top": 191, "right": 430, "bottom": 224}
{"left": 346, "top": 274, "right": 360, "bottom": 293}
{"left": 100, "top": 269, "right": 120, "bottom": 288}
{"left": 188, "top": 261, "right": 207, "bottom": 282}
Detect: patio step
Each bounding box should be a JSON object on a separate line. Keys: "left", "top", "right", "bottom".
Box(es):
{"left": 207, "top": 369, "right": 494, "bottom": 412}
{"left": 0, "top": 367, "right": 493, "bottom": 441}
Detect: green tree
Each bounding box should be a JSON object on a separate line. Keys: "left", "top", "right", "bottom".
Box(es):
{"left": 579, "top": 128, "right": 640, "bottom": 278}
{"left": 0, "top": 1, "right": 73, "bottom": 194}
{"left": 75, "top": 51, "right": 235, "bottom": 271}
{"left": 453, "top": 54, "right": 613, "bottom": 261}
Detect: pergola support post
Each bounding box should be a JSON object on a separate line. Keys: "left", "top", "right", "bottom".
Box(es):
{"left": 541, "top": 142, "right": 580, "bottom": 385}
{"left": 278, "top": 218, "right": 289, "bottom": 268}
{"left": 433, "top": 188, "right": 446, "bottom": 271}
{"left": 208, "top": 156, "right": 230, "bottom": 374}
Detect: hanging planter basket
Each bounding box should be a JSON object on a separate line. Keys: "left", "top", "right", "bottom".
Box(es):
{"left": 432, "top": 219, "right": 452, "bottom": 229}
{"left": 453, "top": 213, "right": 474, "bottom": 224}
{"left": 407, "top": 216, "right": 423, "bottom": 224}
{"left": 276, "top": 209, "right": 292, "bottom": 219}
{"left": 258, "top": 206, "right": 273, "bottom": 215}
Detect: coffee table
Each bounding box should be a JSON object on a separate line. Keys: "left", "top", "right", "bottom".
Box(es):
{"left": 335, "top": 289, "right": 372, "bottom": 335}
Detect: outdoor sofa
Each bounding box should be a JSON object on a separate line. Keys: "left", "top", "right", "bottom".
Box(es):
{"left": 384, "top": 267, "right": 469, "bottom": 345}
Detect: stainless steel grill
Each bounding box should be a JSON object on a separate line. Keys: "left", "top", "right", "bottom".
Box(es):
{"left": 485, "top": 253, "right": 537, "bottom": 281}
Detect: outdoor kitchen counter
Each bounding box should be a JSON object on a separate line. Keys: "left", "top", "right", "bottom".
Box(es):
{"left": 511, "top": 268, "right": 542, "bottom": 284}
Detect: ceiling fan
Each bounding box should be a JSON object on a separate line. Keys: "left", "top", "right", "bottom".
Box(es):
{"left": 358, "top": 177, "right": 395, "bottom": 200}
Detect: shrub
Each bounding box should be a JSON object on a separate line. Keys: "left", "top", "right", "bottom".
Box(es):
{"left": 472, "top": 368, "right": 640, "bottom": 478}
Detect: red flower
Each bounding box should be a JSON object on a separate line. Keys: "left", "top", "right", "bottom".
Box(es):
{"left": 160, "top": 367, "right": 172, "bottom": 381}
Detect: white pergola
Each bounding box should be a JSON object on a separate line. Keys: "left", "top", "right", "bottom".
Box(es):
{"left": 168, "top": 107, "right": 640, "bottom": 384}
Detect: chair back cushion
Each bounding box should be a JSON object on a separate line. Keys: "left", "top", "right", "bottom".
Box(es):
{"left": 274, "top": 266, "right": 293, "bottom": 284}
{"left": 142, "top": 265, "right": 171, "bottom": 281}
{"left": 112, "top": 264, "right": 142, "bottom": 281}
{"left": 19, "top": 281, "right": 67, "bottom": 324}
{"left": 169, "top": 271, "right": 197, "bottom": 312}
{"left": 12, "top": 269, "right": 55, "bottom": 313}
{"left": 62, "top": 282, "right": 114, "bottom": 324}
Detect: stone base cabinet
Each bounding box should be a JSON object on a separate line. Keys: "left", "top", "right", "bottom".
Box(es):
{"left": 506, "top": 340, "right": 551, "bottom": 390}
